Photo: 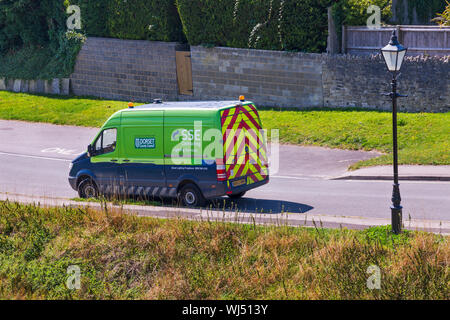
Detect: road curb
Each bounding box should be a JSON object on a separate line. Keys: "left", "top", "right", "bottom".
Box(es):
{"left": 1, "top": 192, "right": 449, "bottom": 235}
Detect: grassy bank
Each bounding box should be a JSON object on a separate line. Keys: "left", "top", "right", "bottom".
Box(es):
{"left": 260, "top": 109, "right": 450, "bottom": 169}
{"left": 0, "top": 201, "right": 448, "bottom": 299}
{"left": 0, "top": 91, "right": 449, "bottom": 168}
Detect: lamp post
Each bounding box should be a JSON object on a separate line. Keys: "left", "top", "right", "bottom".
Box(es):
{"left": 381, "top": 30, "right": 407, "bottom": 234}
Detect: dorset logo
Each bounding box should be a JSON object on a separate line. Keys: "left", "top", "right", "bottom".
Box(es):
{"left": 135, "top": 137, "right": 156, "bottom": 149}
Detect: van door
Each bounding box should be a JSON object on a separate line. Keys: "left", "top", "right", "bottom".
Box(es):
{"left": 119, "top": 110, "right": 166, "bottom": 197}
{"left": 90, "top": 127, "right": 121, "bottom": 194}
{"left": 221, "top": 104, "right": 268, "bottom": 186}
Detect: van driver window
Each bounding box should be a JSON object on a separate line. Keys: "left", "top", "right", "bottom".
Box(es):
{"left": 94, "top": 128, "right": 117, "bottom": 155}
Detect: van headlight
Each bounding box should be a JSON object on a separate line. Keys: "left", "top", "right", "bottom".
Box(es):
{"left": 69, "top": 162, "right": 73, "bottom": 171}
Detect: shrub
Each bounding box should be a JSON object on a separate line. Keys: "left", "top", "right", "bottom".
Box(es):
{"left": 0, "top": 0, "right": 55, "bottom": 53}
{"left": 0, "top": 0, "right": 85, "bottom": 79}
{"left": 334, "top": 0, "right": 392, "bottom": 27}
{"left": 74, "top": 0, "right": 111, "bottom": 37}
{"left": 108, "top": 0, "right": 185, "bottom": 42}
{"left": 71, "top": 0, "right": 185, "bottom": 42}
{"left": 433, "top": 1, "right": 450, "bottom": 26}
{"left": 176, "top": 0, "right": 235, "bottom": 47}
{"left": 176, "top": 0, "right": 334, "bottom": 53}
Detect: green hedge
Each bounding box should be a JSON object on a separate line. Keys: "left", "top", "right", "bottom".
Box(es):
{"left": 109, "top": 0, "right": 185, "bottom": 41}
{"left": 0, "top": 0, "right": 59, "bottom": 53}
{"left": 72, "top": 0, "right": 185, "bottom": 42}
{"left": 176, "top": 0, "right": 334, "bottom": 52}
{"left": 75, "top": 0, "right": 111, "bottom": 37}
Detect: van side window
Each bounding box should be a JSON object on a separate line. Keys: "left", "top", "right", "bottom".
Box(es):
{"left": 94, "top": 128, "right": 117, "bottom": 155}
{"left": 95, "top": 134, "right": 102, "bottom": 152}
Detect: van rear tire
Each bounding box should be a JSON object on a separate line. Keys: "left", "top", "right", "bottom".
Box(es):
{"left": 178, "top": 183, "right": 206, "bottom": 207}
{"left": 228, "top": 191, "right": 246, "bottom": 199}
{"left": 78, "top": 178, "right": 98, "bottom": 199}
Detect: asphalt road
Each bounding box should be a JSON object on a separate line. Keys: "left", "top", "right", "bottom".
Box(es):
{"left": 0, "top": 120, "right": 449, "bottom": 222}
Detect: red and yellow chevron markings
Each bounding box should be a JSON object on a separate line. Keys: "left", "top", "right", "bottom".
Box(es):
{"left": 220, "top": 104, "right": 268, "bottom": 184}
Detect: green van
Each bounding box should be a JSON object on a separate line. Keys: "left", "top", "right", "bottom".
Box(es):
{"left": 68, "top": 99, "right": 269, "bottom": 206}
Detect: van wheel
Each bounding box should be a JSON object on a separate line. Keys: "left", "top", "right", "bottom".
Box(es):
{"left": 78, "top": 178, "right": 98, "bottom": 199}
{"left": 228, "top": 191, "right": 246, "bottom": 199}
{"left": 178, "top": 184, "right": 206, "bottom": 207}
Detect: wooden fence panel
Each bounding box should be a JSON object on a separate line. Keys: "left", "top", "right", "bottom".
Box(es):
{"left": 343, "top": 26, "right": 450, "bottom": 56}
{"left": 176, "top": 51, "right": 193, "bottom": 96}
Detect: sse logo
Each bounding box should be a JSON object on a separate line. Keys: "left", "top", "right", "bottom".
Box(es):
{"left": 135, "top": 137, "right": 156, "bottom": 149}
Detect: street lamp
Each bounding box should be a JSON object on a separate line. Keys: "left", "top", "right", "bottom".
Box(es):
{"left": 381, "top": 30, "right": 408, "bottom": 234}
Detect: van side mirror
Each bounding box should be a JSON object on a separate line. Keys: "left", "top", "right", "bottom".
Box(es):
{"left": 87, "top": 144, "right": 94, "bottom": 157}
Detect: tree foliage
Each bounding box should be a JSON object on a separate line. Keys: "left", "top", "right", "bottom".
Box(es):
{"left": 433, "top": 0, "right": 450, "bottom": 26}
{"left": 0, "top": 0, "right": 85, "bottom": 79}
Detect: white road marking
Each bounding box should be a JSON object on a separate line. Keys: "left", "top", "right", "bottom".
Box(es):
{"left": 272, "top": 175, "right": 325, "bottom": 180}
{"left": 271, "top": 174, "right": 450, "bottom": 185}
{"left": 336, "top": 178, "right": 450, "bottom": 185}
{"left": 41, "top": 147, "right": 83, "bottom": 155}
{"left": 0, "top": 151, "right": 71, "bottom": 162}
{"left": 338, "top": 159, "right": 365, "bottom": 163}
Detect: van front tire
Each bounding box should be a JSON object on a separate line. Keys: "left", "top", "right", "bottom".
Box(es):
{"left": 78, "top": 178, "right": 98, "bottom": 199}
{"left": 178, "top": 183, "right": 206, "bottom": 207}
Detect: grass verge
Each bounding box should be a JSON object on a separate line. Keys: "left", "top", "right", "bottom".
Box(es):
{"left": 70, "top": 197, "right": 161, "bottom": 207}
{"left": 0, "top": 91, "right": 449, "bottom": 168}
{"left": 0, "top": 201, "right": 448, "bottom": 299}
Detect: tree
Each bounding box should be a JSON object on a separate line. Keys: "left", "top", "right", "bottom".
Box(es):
{"left": 433, "top": 1, "right": 450, "bottom": 26}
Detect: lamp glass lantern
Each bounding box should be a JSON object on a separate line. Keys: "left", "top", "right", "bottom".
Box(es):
{"left": 381, "top": 31, "right": 407, "bottom": 73}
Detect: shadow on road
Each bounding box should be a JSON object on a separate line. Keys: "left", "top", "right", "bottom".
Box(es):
{"left": 211, "top": 197, "right": 314, "bottom": 214}
{"left": 105, "top": 195, "right": 313, "bottom": 215}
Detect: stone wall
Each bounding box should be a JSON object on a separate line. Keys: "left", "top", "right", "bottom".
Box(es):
{"left": 2, "top": 37, "right": 448, "bottom": 113}
{"left": 189, "top": 46, "right": 449, "bottom": 112}
{"left": 190, "top": 46, "right": 324, "bottom": 108}
{"left": 70, "top": 37, "right": 179, "bottom": 102}
{"left": 322, "top": 55, "right": 450, "bottom": 113}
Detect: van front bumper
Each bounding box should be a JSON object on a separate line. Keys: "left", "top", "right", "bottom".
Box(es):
{"left": 68, "top": 176, "right": 77, "bottom": 191}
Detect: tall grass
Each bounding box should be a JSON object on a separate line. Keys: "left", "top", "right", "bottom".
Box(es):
{"left": 0, "top": 200, "right": 448, "bottom": 299}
